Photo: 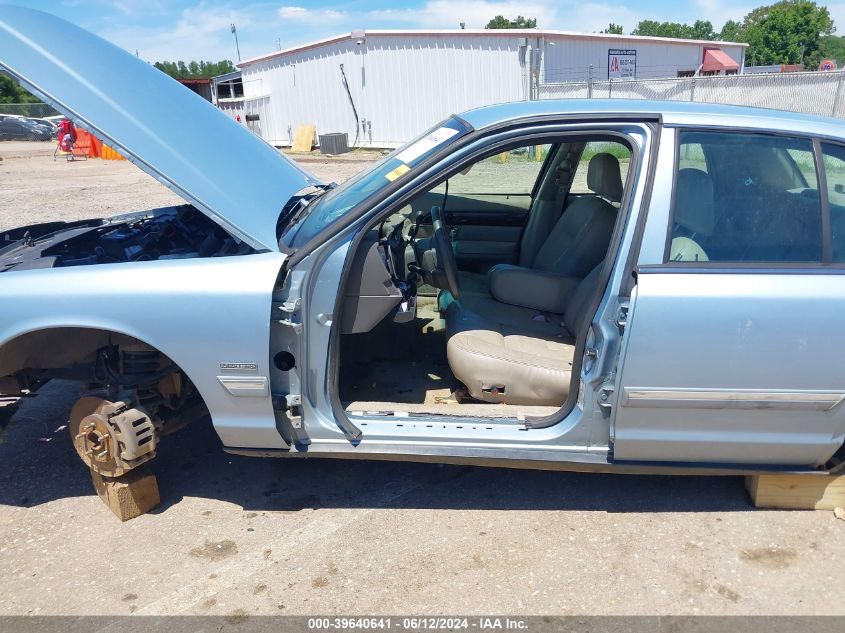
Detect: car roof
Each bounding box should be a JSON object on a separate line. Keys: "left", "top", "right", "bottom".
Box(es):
{"left": 459, "top": 99, "right": 845, "bottom": 140}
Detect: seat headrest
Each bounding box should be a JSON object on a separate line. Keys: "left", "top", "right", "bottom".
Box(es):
{"left": 674, "top": 169, "right": 715, "bottom": 236}
{"left": 587, "top": 153, "right": 623, "bottom": 203}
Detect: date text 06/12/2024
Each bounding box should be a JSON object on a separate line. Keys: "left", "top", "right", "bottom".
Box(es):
{"left": 307, "top": 618, "right": 529, "bottom": 630}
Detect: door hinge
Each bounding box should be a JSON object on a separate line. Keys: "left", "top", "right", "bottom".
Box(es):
{"left": 272, "top": 392, "right": 309, "bottom": 448}
{"left": 284, "top": 394, "right": 302, "bottom": 428}
{"left": 276, "top": 298, "right": 303, "bottom": 333}
{"left": 272, "top": 393, "right": 302, "bottom": 427}
{"left": 598, "top": 381, "right": 615, "bottom": 410}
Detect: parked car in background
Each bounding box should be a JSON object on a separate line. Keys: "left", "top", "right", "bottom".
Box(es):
{"left": 0, "top": 114, "right": 51, "bottom": 140}
{"left": 25, "top": 116, "right": 57, "bottom": 134}
{"left": 2, "top": 6, "right": 845, "bottom": 486}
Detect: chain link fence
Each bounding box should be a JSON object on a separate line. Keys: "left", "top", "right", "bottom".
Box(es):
{"left": 0, "top": 103, "right": 59, "bottom": 118}
{"left": 538, "top": 70, "right": 845, "bottom": 119}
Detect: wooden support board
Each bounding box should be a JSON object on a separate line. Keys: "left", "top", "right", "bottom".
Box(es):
{"left": 91, "top": 465, "right": 160, "bottom": 521}
{"left": 291, "top": 124, "right": 316, "bottom": 152}
{"left": 745, "top": 473, "right": 845, "bottom": 510}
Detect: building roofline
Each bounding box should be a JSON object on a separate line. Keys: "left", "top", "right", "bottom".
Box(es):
{"left": 211, "top": 70, "right": 242, "bottom": 83}
{"left": 239, "top": 29, "right": 748, "bottom": 67}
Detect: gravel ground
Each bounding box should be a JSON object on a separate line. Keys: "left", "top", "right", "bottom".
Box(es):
{"left": 1, "top": 141, "right": 844, "bottom": 617}
{"left": 0, "top": 141, "right": 373, "bottom": 231}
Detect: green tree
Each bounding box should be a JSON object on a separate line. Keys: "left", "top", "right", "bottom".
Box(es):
{"left": 153, "top": 59, "right": 235, "bottom": 79}
{"left": 719, "top": 19, "right": 743, "bottom": 42}
{"left": 741, "top": 1, "right": 834, "bottom": 68}
{"left": 601, "top": 23, "right": 624, "bottom": 35}
{"left": 632, "top": 19, "right": 716, "bottom": 40}
{"left": 485, "top": 15, "right": 537, "bottom": 29}
{"left": 689, "top": 20, "right": 718, "bottom": 40}
{"left": 0, "top": 73, "right": 39, "bottom": 104}
{"left": 820, "top": 35, "right": 845, "bottom": 64}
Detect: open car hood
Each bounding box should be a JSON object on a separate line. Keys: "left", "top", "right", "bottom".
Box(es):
{"left": 0, "top": 6, "right": 320, "bottom": 252}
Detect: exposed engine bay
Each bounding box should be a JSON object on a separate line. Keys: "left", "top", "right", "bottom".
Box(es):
{"left": 0, "top": 204, "right": 255, "bottom": 273}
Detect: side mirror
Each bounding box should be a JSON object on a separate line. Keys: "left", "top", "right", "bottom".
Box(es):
{"left": 835, "top": 183, "right": 845, "bottom": 195}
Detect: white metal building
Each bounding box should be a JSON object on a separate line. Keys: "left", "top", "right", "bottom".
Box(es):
{"left": 235, "top": 29, "right": 747, "bottom": 148}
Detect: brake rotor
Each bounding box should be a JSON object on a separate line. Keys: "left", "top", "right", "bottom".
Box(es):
{"left": 69, "top": 396, "right": 125, "bottom": 477}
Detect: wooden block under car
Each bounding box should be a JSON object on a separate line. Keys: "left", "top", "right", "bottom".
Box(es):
{"left": 291, "top": 124, "right": 316, "bottom": 152}
{"left": 745, "top": 473, "right": 845, "bottom": 510}
{"left": 90, "top": 466, "right": 160, "bottom": 521}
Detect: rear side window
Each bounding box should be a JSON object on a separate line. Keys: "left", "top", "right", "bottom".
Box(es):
{"left": 668, "top": 131, "right": 822, "bottom": 263}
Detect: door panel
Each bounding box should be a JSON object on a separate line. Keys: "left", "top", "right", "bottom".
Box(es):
{"left": 448, "top": 194, "right": 530, "bottom": 270}
{"left": 614, "top": 271, "right": 845, "bottom": 467}
{"left": 409, "top": 190, "right": 530, "bottom": 272}
{"left": 452, "top": 224, "right": 524, "bottom": 268}
{"left": 614, "top": 128, "right": 845, "bottom": 468}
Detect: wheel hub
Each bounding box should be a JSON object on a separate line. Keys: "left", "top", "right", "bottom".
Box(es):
{"left": 69, "top": 396, "right": 157, "bottom": 477}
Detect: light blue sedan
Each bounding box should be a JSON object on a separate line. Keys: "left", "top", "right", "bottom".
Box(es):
{"left": 1, "top": 6, "right": 844, "bottom": 482}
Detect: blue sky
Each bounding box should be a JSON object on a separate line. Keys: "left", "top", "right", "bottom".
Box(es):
{"left": 12, "top": 0, "right": 845, "bottom": 62}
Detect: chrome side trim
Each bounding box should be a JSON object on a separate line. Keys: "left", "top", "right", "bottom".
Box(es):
{"left": 217, "top": 376, "right": 269, "bottom": 397}
{"left": 622, "top": 388, "right": 845, "bottom": 411}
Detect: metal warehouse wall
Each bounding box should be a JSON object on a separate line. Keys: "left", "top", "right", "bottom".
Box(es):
{"left": 542, "top": 37, "right": 745, "bottom": 82}
{"left": 240, "top": 34, "right": 527, "bottom": 147}
{"left": 239, "top": 33, "right": 745, "bottom": 148}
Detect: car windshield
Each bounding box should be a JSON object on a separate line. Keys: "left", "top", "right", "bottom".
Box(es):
{"left": 282, "top": 116, "right": 471, "bottom": 248}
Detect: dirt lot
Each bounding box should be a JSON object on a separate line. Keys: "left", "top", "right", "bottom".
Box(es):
{"left": 1, "top": 141, "right": 845, "bottom": 617}
{"left": 0, "top": 141, "right": 374, "bottom": 231}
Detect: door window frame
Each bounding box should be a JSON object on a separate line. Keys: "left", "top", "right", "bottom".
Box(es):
{"left": 309, "top": 121, "right": 651, "bottom": 440}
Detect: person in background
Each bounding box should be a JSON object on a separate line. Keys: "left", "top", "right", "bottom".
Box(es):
{"left": 57, "top": 117, "right": 76, "bottom": 152}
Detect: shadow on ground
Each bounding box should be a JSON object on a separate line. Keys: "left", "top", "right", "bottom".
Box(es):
{"left": 0, "top": 381, "right": 753, "bottom": 514}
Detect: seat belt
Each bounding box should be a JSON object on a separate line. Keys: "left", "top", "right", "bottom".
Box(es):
{"left": 554, "top": 144, "right": 584, "bottom": 213}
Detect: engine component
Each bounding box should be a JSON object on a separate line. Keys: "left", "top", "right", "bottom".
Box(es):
{"left": 0, "top": 204, "right": 255, "bottom": 273}
{"left": 68, "top": 396, "right": 158, "bottom": 477}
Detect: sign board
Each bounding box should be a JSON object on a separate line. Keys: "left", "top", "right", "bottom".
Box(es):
{"left": 608, "top": 49, "right": 637, "bottom": 79}
{"left": 820, "top": 59, "right": 837, "bottom": 71}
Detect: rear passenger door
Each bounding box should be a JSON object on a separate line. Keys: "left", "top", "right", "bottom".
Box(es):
{"left": 613, "top": 127, "right": 845, "bottom": 468}
{"left": 409, "top": 145, "right": 550, "bottom": 273}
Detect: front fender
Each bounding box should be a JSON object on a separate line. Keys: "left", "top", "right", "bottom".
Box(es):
{"left": 0, "top": 252, "right": 287, "bottom": 449}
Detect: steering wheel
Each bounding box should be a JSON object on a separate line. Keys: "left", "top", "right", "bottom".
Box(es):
{"left": 430, "top": 205, "right": 460, "bottom": 299}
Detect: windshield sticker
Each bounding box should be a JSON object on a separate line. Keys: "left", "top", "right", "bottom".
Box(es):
{"left": 385, "top": 163, "right": 411, "bottom": 182}
{"left": 395, "top": 126, "right": 460, "bottom": 164}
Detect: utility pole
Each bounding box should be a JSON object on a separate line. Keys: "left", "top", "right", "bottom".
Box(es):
{"left": 230, "top": 23, "right": 241, "bottom": 62}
